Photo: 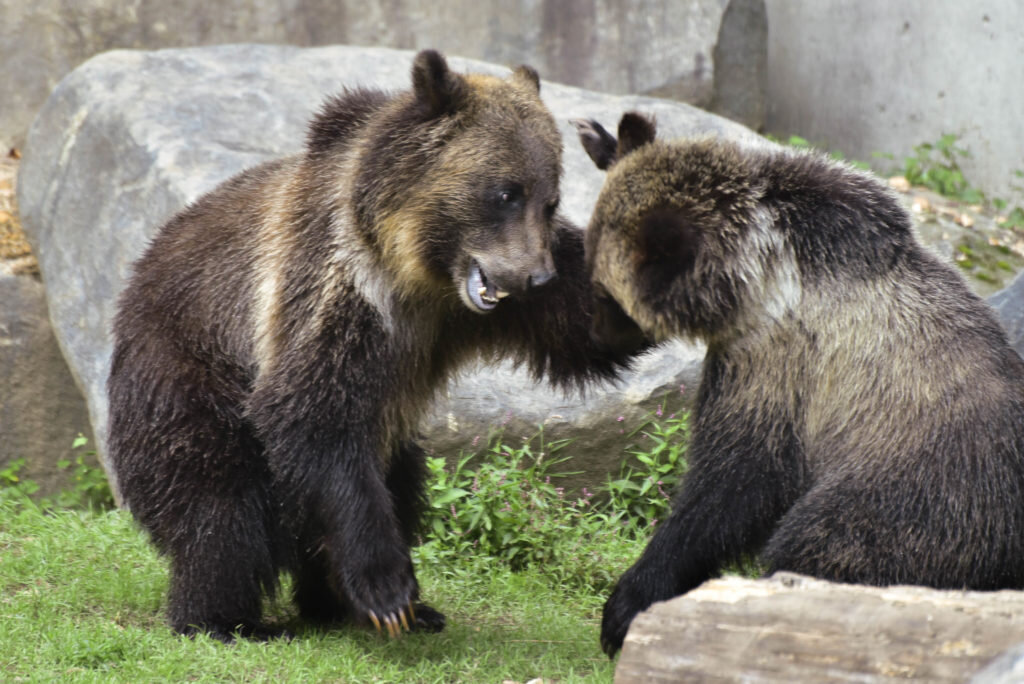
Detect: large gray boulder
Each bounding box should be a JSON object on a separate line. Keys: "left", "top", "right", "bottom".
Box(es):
{"left": 1, "top": 0, "right": 766, "bottom": 154}
{"left": 18, "top": 45, "right": 765, "bottom": 494}
{"left": 990, "top": 271, "right": 1024, "bottom": 361}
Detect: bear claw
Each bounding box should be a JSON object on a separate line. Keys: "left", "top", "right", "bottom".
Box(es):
{"left": 368, "top": 605, "right": 415, "bottom": 638}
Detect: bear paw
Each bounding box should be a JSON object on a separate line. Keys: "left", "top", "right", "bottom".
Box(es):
{"left": 410, "top": 602, "right": 446, "bottom": 633}
{"left": 345, "top": 557, "right": 421, "bottom": 638}
{"left": 600, "top": 569, "right": 665, "bottom": 657}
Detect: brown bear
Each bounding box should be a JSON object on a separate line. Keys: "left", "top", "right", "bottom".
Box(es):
{"left": 576, "top": 113, "right": 1024, "bottom": 657}
{"left": 107, "top": 50, "right": 638, "bottom": 642}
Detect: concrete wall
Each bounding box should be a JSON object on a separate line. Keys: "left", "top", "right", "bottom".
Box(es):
{"left": 765, "top": 1, "right": 1024, "bottom": 203}
{"left": 0, "top": 0, "right": 767, "bottom": 153}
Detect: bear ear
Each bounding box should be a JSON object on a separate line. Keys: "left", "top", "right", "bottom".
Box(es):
{"left": 616, "top": 112, "right": 657, "bottom": 159}
{"left": 512, "top": 64, "right": 541, "bottom": 94}
{"left": 411, "top": 49, "right": 469, "bottom": 118}
{"left": 636, "top": 206, "right": 701, "bottom": 301}
{"left": 571, "top": 118, "right": 619, "bottom": 170}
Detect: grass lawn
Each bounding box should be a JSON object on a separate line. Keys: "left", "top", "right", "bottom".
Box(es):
{"left": 0, "top": 497, "right": 622, "bottom": 683}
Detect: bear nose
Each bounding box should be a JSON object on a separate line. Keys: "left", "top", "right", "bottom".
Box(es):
{"left": 528, "top": 265, "right": 557, "bottom": 289}
{"left": 526, "top": 251, "right": 557, "bottom": 289}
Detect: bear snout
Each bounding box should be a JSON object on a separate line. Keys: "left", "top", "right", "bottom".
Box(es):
{"left": 527, "top": 262, "right": 557, "bottom": 289}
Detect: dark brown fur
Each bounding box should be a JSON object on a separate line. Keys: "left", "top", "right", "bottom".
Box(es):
{"left": 107, "top": 51, "right": 635, "bottom": 642}
{"left": 579, "top": 113, "right": 1024, "bottom": 656}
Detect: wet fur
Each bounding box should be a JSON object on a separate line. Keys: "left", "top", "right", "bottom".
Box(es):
{"left": 107, "top": 51, "right": 633, "bottom": 642}
{"left": 580, "top": 113, "right": 1024, "bottom": 656}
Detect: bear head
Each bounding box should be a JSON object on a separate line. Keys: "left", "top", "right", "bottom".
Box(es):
{"left": 345, "top": 50, "right": 564, "bottom": 314}
{"left": 575, "top": 112, "right": 784, "bottom": 346}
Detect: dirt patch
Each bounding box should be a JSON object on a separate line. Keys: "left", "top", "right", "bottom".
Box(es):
{"left": 0, "top": 149, "right": 39, "bottom": 277}
{"left": 890, "top": 175, "right": 1024, "bottom": 298}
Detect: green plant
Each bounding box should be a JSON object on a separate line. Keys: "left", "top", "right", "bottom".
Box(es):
{"left": 422, "top": 431, "right": 579, "bottom": 571}
{"left": 604, "top": 405, "right": 689, "bottom": 528}
{"left": 900, "top": 134, "right": 985, "bottom": 204}
{"left": 417, "top": 414, "right": 691, "bottom": 595}
{"left": 49, "top": 434, "right": 115, "bottom": 511}
{"left": 993, "top": 170, "right": 1024, "bottom": 229}
{"left": 0, "top": 457, "right": 39, "bottom": 499}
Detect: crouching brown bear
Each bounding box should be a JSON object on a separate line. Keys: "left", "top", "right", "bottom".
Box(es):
{"left": 575, "top": 113, "right": 1024, "bottom": 656}
{"left": 107, "top": 50, "right": 639, "bottom": 643}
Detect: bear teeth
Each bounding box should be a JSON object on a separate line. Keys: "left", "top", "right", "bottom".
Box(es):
{"left": 479, "top": 286, "right": 499, "bottom": 305}
{"left": 466, "top": 259, "right": 498, "bottom": 312}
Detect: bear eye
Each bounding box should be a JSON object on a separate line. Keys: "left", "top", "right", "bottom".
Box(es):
{"left": 492, "top": 184, "right": 524, "bottom": 212}
{"left": 498, "top": 185, "right": 523, "bottom": 204}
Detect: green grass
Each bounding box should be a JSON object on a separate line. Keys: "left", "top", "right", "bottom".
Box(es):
{"left": 0, "top": 497, "right": 619, "bottom": 682}
{"left": 0, "top": 409, "right": 692, "bottom": 681}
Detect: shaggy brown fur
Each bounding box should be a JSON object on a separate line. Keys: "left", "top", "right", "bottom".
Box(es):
{"left": 577, "top": 113, "right": 1024, "bottom": 657}
{"left": 107, "top": 51, "right": 637, "bottom": 643}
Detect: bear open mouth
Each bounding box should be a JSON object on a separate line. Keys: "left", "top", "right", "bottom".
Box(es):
{"left": 466, "top": 259, "right": 510, "bottom": 313}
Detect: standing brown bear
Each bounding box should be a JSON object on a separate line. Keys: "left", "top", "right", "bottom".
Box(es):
{"left": 107, "top": 50, "right": 637, "bottom": 642}
{"left": 576, "top": 113, "right": 1024, "bottom": 657}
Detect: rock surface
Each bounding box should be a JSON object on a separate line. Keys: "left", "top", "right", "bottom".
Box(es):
{"left": 617, "top": 573, "right": 1024, "bottom": 683}
{"left": 17, "top": 44, "right": 765, "bottom": 490}
{"left": 0, "top": 0, "right": 766, "bottom": 153}
{"left": 0, "top": 273, "right": 96, "bottom": 493}
{"left": 988, "top": 272, "right": 1024, "bottom": 360}
{"left": 972, "top": 643, "right": 1024, "bottom": 684}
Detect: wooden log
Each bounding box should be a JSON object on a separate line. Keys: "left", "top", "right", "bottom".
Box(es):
{"left": 615, "top": 572, "right": 1024, "bottom": 683}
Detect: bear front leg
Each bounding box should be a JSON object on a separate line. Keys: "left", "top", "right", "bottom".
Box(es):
{"left": 250, "top": 302, "right": 434, "bottom": 637}
{"left": 383, "top": 441, "right": 446, "bottom": 633}
{"left": 334, "top": 447, "right": 421, "bottom": 635}
{"left": 259, "top": 405, "right": 422, "bottom": 638}
{"left": 292, "top": 442, "right": 420, "bottom": 637}
{"left": 601, "top": 380, "right": 806, "bottom": 656}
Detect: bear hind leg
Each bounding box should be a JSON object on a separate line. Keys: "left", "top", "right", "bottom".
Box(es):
{"left": 164, "top": 480, "right": 290, "bottom": 642}
{"left": 294, "top": 544, "right": 352, "bottom": 626}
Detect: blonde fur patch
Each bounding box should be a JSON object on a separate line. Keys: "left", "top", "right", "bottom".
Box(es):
{"left": 252, "top": 159, "right": 304, "bottom": 377}
{"left": 734, "top": 206, "right": 802, "bottom": 333}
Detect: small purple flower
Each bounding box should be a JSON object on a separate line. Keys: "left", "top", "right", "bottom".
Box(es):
{"left": 616, "top": 415, "right": 624, "bottom": 422}
{"left": 680, "top": 384, "right": 686, "bottom": 394}
{"left": 471, "top": 435, "right": 480, "bottom": 447}
{"left": 656, "top": 405, "right": 663, "bottom": 417}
